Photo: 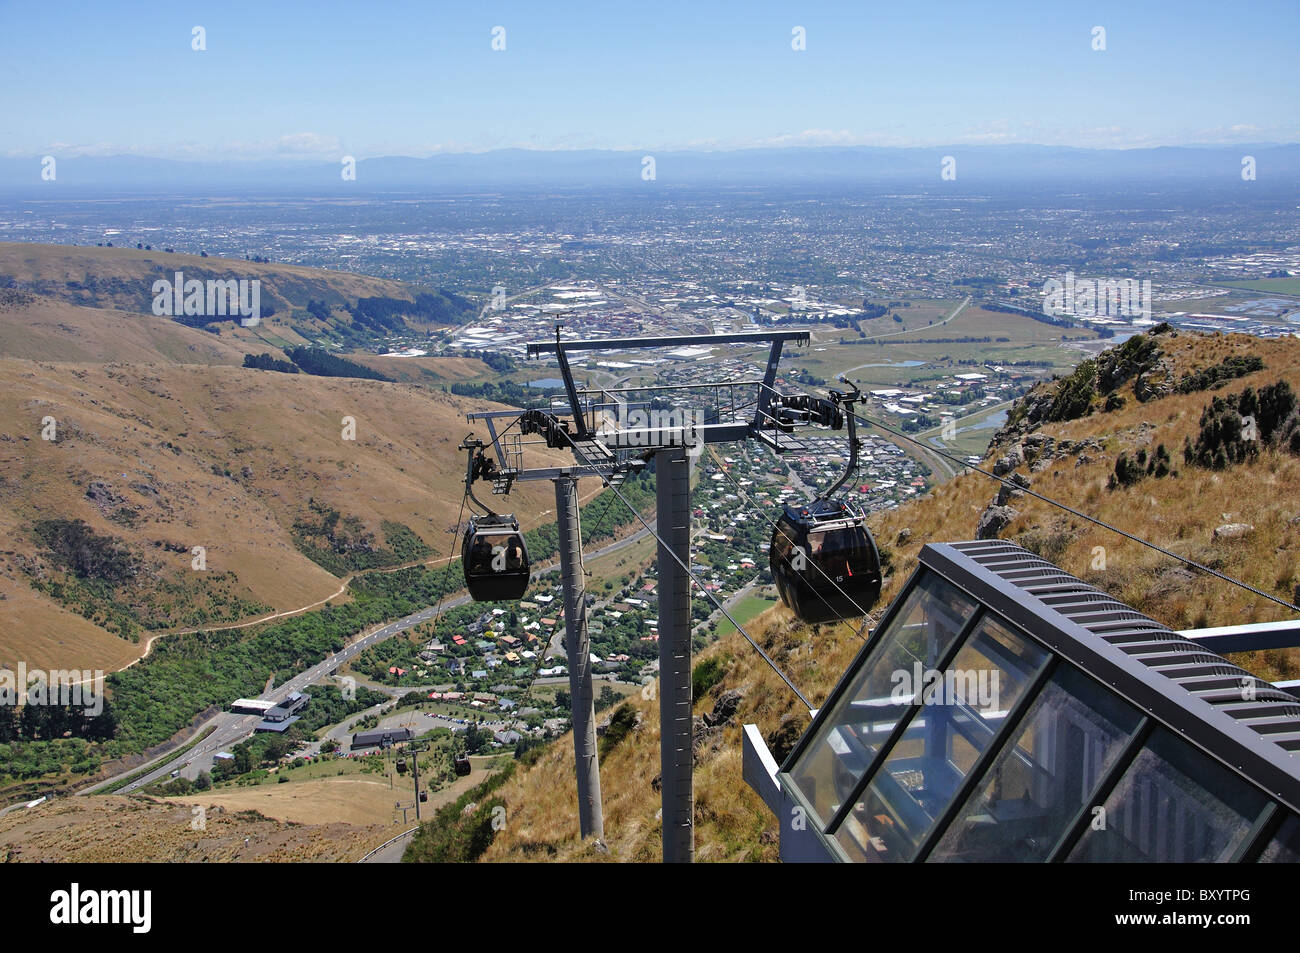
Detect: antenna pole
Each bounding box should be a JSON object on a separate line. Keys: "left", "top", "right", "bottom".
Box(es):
{"left": 655, "top": 445, "right": 694, "bottom": 862}
{"left": 555, "top": 474, "right": 604, "bottom": 840}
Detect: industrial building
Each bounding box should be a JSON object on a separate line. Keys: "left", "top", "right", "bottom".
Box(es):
{"left": 351, "top": 727, "right": 413, "bottom": 750}
{"left": 252, "top": 691, "right": 310, "bottom": 733}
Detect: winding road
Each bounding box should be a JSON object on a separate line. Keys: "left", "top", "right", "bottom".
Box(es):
{"left": 71, "top": 519, "right": 657, "bottom": 798}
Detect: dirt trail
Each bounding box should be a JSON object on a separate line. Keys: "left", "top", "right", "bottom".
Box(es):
{"left": 97, "top": 481, "right": 612, "bottom": 679}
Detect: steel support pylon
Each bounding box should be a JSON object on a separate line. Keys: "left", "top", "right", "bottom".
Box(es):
{"left": 655, "top": 445, "right": 694, "bottom": 862}
{"left": 554, "top": 475, "right": 604, "bottom": 840}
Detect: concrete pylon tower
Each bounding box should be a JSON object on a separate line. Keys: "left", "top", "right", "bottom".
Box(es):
{"left": 655, "top": 445, "right": 694, "bottom": 862}
{"left": 554, "top": 474, "right": 604, "bottom": 840}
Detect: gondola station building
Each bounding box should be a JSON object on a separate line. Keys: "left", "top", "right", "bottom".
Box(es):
{"left": 744, "top": 540, "right": 1300, "bottom": 862}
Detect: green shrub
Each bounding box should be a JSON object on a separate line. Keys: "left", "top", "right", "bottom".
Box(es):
{"left": 692, "top": 655, "right": 728, "bottom": 699}
{"left": 1176, "top": 354, "right": 1264, "bottom": 394}
{"left": 1046, "top": 359, "right": 1097, "bottom": 422}
{"left": 597, "top": 703, "right": 639, "bottom": 759}
{"left": 1187, "top": 381, "right": 1299, "bottom": 469}
{"left": 403, "top": 763, "right": 516, "bottom": 863}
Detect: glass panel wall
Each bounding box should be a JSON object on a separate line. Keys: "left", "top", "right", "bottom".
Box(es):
{"left": 833, "top": 615, "right": 1050, "bottom": 862}
{"left": 786, "top": 570, "right": 977, "bottom": 828}
{"left": 1256, "top": 813, "right": 1300, "bottom": 862}
{"left": 1067, "top": 727, "right": 1271, "bottom": 862}
{"left": 927, "top": 664, "right": 1143, "bottom": 862}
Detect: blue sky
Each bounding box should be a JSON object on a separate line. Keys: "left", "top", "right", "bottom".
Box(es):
{"left": 1, "top": 0, "right": 1296, "bottom": 158}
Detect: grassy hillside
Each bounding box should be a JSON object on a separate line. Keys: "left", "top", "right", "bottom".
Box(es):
{"left": 0, "top": 357, "right": 568, "bottom": 671}
{"left": 0, "top": 241, "right": 477, "bottom": 354}
{"left": 0, "top": 289, "right": 260, "bottom": 366}
{"left": 0, "top": 794, "right": 393, "bottom": 862}
{"left": 475, "top": 326, "right": 1300, "bottom": 862}
{"left": 0, "top": 241, "right": 559, "bottom": 673}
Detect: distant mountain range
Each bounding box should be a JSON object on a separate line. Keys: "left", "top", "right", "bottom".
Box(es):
{"left": 3, "top": 144, "right": 1299, "bottom": 192}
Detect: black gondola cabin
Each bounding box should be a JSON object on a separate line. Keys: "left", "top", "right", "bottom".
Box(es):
{"left": 462, "top": 514, "right": 530, "bottom": 602}
{"left": 770, "top": 499, "right": 882, "bottom": 624}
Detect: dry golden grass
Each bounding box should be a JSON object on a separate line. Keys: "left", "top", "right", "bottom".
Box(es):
{"left": 0, "top": 794, "right": 394, "bottom": 862}
{"left": 0, "top": 356, "right": 570, "bottom": 671}
{"left": 0, "top": 241, "right": 433, "bottom": 356}
{"left": 482, "top": 329, "right": 1300, "bottom": 862}
{"left": 171, "top": 763, "right": 499, "bottom": 828}
{"left": 0, "top": 295, "right": 258, "bottom": 366}
{"left": 174, "top": 776, "right": 397, "bottom": 826}
{"left": 173, "top": 776, "right": 400, "bottom": 826}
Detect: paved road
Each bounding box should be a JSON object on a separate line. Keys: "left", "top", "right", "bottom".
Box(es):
{"left": 360, "top": 828, "right": 418, "bottom": 863}
{"left": 80, "top": 600, "right": 458, "bottom": 794}
{"left": 75, "top": 521, "right": 657, "bottom": 797}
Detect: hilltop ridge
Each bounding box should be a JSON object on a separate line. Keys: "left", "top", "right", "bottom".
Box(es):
{"left": 0, "top": 242, "right": 477, "bottom": 361}
{"left": 0, "top": 243, "right": 556, "bottom": 672}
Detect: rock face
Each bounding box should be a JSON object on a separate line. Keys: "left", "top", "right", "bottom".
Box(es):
{"left": 1134, "top": 356, "right": 1176, "bottom": 403}
{"left": 1213, "top": 523, "right": 1254, "bottom": 541}
{"left": 992, "top": 448, "right": 1024, "bottom": 476}
{"left": 996, "top": 472, "right": 1031, "bottom": 506}
{"left": 692, "top": 689, "right": 746, "bottom": 760}
{"left": 765, "top": 713, "right": 807, "bottom": 765}
{"left": 976, "top": 505, "right": 1019, "bottom": 540}
{"left": 703, "top": 689, "right": 743, "bottom": 728}
{"left": 996, "top": 392, "right": 1056, "bottom": 445}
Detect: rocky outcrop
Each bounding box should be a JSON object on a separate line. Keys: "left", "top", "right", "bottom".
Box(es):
{"left": 996, "top": 472, "right": 1031, "bottom": 506}
{"left": 976, "top": 505, "right": 1019, "bottom": 540}
{"left": 992, "top": 447, "right": 1024, "bottom": 476}
{"left": 703, "top": 689, "right": 743, "bottom": 728}
{"left": 990, "top": 328, "right": 1172, "bottom": 452}
{"left": 1134, "top": 355, "right": 1177, "bottom": 402}
{"left": 692, "top": 689, "right": 746, "bottom": 760}
{"left": 85, "top": 480, "right": 125, "bottom": 510}
{"left": 765, "top": 713, "right": 807, "bottom": 766}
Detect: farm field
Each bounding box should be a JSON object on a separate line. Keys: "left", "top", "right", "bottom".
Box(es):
{"left": 796, "top": 303, "right": 1097, "bottom": 390}
{"left": 712, "top": 593, "right": 778, "bottom": 639}
{"left": 173, "top": 756, "right": 508, "bottom": 826}
{"left": 1220, "top": 277, "right": 1300, "bottom": 296}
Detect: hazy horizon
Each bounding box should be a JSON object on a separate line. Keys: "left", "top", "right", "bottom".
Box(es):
{"left": 3, "top": 0, "right": 1296, "bottom": 161}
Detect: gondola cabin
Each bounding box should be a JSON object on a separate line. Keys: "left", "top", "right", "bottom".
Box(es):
{"left": 454, "top": 753, "right": 472, "bottom": 777}
{"left": 770, "top": 499, "right": 883, "bottom": 624}
{"left": 462, "top": 514, "right": 531, "bottom": 602}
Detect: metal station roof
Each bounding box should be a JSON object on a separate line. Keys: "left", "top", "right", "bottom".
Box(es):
{"left": 922, "top": 540, "right": 1300, "bottom": 810}
{"left": 763, "top": 539, "right": 1300, "bottom": 862}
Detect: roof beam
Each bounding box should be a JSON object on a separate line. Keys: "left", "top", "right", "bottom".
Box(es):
{"left": 1179, "top": 620, "right": 1300, "bottom": 653}
{"left": 526, "top": 330, "right": 810, "bottom": 356}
